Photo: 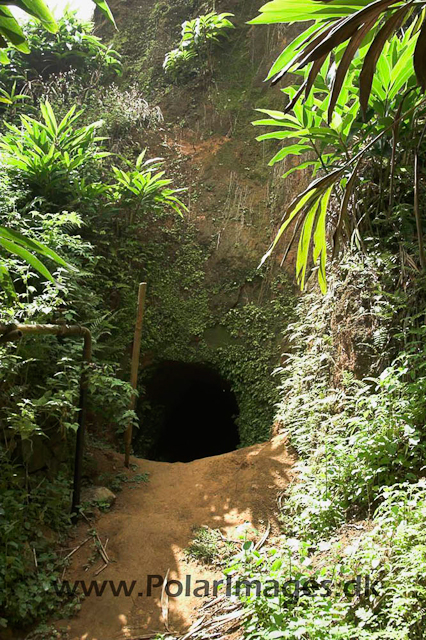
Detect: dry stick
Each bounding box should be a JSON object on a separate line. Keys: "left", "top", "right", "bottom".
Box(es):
{"left": 96, "top": 535, "right": 110, "bottom": 565}
{"left": 63, "top": 536, "right": 91, "bottom": 561}
{"left": 161, "top": 568, "right": 170, "bottom": 632}
{"left": 184, "top": 608, "right": 248, "bottom": 639}
{"left": 216, "top": 529, "right": 241, "bottom": 546}
{"left": 123, "top": 634, "right": 168, "bottom": 640}
{"left": 81, "top": 513, "right": 110, "bottom": 565}
{"left": 94, "top": 563, "right": 108, "bottom": 577}
{"left": 414, "top": 150, "right": 426, "bottom": 271}
{"left": 201, "top": 595, "right": 225, "bottom": 611}
{"left": 255, "top": 520, "right": 271, "bottom": 551}
{"left": 181, "top": 616, "right": 207, "bottom": 640}
{"left": 125, "top": 282, "right": 147, "bottom": 468}
{"left": 93, "top": 538, "right": 110, "bottom": 575}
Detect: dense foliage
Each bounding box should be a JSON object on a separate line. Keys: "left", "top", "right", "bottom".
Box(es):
{"left": 163, "top": 12, "right": 234, "bottom": 79}
{"left": 254, "top": 0, "right": 426, "bottom": 292}
{"left": 0, "top": 12, "right": 186, "bottom": 631}
{"left": 251, "top": 0, "right": 426, "bottom": 115}
{"left": 0, "top": 0, "right": 114, "bottom": 65}
{"left": 0, "top": 10, "right": 121, "bottom": 88}
{"left": 3, "top": 1, "right": 426, "bottom": 638}
{"left": 228, "top": 251, "right": 426, "bottom": 639}
{"left": 220, "top": 3, "right": 426, "bottom": 638}
{"left": 0, "top": 9, "right": 287, "bottom": 633}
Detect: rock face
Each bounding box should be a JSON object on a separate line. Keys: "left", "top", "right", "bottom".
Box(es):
{"left": 95, "top": 0, "right": 307, "bottom": 274}
{"left": 92, "top": 1, "right": 308, "bottom": 450}
{"left": 83, "top": 486, "right": 116, "bottom": 506}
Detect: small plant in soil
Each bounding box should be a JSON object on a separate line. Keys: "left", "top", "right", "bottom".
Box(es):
{"left": 186, "top": 526, "right": 235, "bottom": 566}
{"left": 98, "top": 471, "right": 149, "bottom": 493}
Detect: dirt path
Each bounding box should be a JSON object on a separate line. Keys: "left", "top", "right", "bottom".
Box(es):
{"left": 60, "top": 435, "right": 294, "bottom": 640}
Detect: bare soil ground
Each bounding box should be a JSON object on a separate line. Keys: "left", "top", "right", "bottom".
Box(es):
{"left": 58, "top": 434, "right": 294, "bottom": 640}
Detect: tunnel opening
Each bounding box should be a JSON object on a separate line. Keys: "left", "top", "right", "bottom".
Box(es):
{"left": 136, "top": 360, "right": 240, "bottom": 462}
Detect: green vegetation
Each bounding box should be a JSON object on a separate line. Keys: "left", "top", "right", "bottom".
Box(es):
{"left": 221, "top": 248, "right": 426, "bottom": 639}
{"left": 0, "top": 7, "right": 119, "bottom": 285}
{"left": 0, "top": 11, "right": 189, "bottom": 632}
{"left": 0, "top": 7, "right": 290, "bottom": 633}
{"left": 132, "top": 238, "right": 295, "bottom": 454}
{"left": 0, "top": 0, "right": 114, "bottom": 64}
{"left": 217, "top": 3, "right": 426, "bottom": 638}
{"left": 0, "top": 9, "right": 121, "bottom": 87}
{"left": 111, "top": 149, "right": 187, "bottom": 222}
{"left": 186, "top": 526, "right": 236, "bottom": 565}
{"left": 253, "top": 0, "right": 426, "bottom": 291}
{"left": 98, "top": 471, "right": 150, "bottom": 493}
{"left": 0, "top": 451, "right": 78, "bottom": 628}
{"left": 3, "top": 0, "right": 426, "bottom": 637}
{"left": 228, "top": 480, "right": 426, "bottom": 639}
{"left": 163, "top": 12, "right": 234, "bottom": 79}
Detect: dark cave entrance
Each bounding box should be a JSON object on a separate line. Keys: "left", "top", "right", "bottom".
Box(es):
{"left": 137, "top": 361, "right": 240, "bottom": 462}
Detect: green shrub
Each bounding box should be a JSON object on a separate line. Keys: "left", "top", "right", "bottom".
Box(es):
{"left": 0, "top": 451, "right": 78, "bottom": 628}
{"left": 163, "top": 12, "right": 234, "bottom": 79}
{"left": 0, "top": 11, "right": 121, "bottom": 91}
{"left": 0, "top": 101, "right": 109, "bottom": 203}
{"left": 111, "top": 149, "right": 187, "bottom": 225}
{"left": 186, "top": 526, "right": 236, "bottom": 566}
{"left": 276, "top": 255, "right": 426, "bottom": 542}
{"left": 231, "top": 480, "right": 426, "bottom": 640}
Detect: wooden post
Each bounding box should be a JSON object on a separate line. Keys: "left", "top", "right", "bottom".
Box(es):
{"left": 71, "top": 329, "right": 92, "bottom": 520}
{"left": 124, "top": 282, "right": 147, "bottom": 468}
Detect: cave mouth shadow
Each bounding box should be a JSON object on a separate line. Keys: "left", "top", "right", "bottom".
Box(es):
{"left": 139, "top": 360, "right": 240, "bottom": 463}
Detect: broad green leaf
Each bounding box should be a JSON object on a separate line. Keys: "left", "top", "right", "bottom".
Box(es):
{"left": 256, "top": 109, "right": 301, "bottom": 124}
{"left": 296, "top": 198, "right": 321, "bottom": 290}
{"left": 0, "top": 48, "right": 9, "bottom": 64}
{"left": 0, "top": 227, "right": 73, "bottom": 269}
{"left": 282, "top": 160, "right": 319, "bottom": 179}
{"left": 341, "top": 99, "right": 360, "bottom": 137}
{"left": 11, "top": 0, "right": 57, "bottom": 32}
{"left": 260, "top": 189, "right": 318, "bottom": 266}
{"left": 250, "top": 0, "right": 371, "bottom": 25}
{"left": 93, "top": 0, "right": 117, "bottom": 28}
{"left": 268, "top": 144, "right": 313, "bottom": 165}
{"left": 0, "top": 6, "right": 30, "bottom": 52}
{"left": 256, "top": 129, "right": 311, "bottom": 141}
{"left": 313, "top": 186, "right": 333, "bottom": 293}
{"left": 41, "top": 101, "right": 58, "bottom": 134}
{"left": 266, "top": 22, "right": 321, "bottom": 80}
{"left": 0, "top": 263, "right": 16, "bottom": 298}
{"left": 252, "top": 119, "right": 300, "bottom": 129}
{"left": 0, "top": 237, "right": 54, "bottom": 282}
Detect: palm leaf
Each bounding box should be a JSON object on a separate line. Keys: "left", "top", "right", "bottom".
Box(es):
{"left": 360, "top": 3, "right": 413, "bottom": 115}
{"left": 0, "top": 6, "right": 30, "bottom": 52}
{"left": 414, "top": 13, "right": 426, "bottom": 91}
{"left": 253, "top": 0, "right": 426, "bottom": 116}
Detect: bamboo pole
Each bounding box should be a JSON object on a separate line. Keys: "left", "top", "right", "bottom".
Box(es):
{"left": 124, "top": 282, "right": 147, "bottom": 468}
{"left": 414, "top": 151, "right": 426, "bottom": 271}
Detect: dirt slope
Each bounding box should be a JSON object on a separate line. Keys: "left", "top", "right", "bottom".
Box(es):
{"left": 60, "top": 435, "right": 294, "bottom": 640}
